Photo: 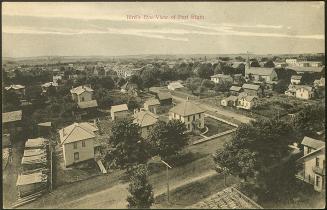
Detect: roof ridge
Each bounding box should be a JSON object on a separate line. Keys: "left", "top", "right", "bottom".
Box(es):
{"left": 61, "top": 123, "right": 95, "bottom": 144}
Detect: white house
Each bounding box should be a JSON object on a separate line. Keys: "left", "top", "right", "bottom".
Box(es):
{"left": 59, "top": 122, "right": 99, "bottom": 167}
{"left": 70, "top": 85, "right": 94, "bottom": 103}
{"left": 210, "top": 74, "right": 233, "bottom": 84}
{"left": 144, "top": 99, "right": 160, "bottom": 114}
{"left": 41, "top": 82, "right": 58, "bottom": 94}
{"left": 169, "top": 99, "right": 205, "bottom": 132}
{"left": 291, "top": 75, "right": 302, "bottom": 85}
{"left": 5, "top": 84, "right": 26, "bottom": 98}
{"left": 286, "top": 59, "right": 298, "bottom": 66}
{"left": 314, "top": 77, "right": 325, "bottom": 87}
{"left": 111, "top": 104, "right": 129, "bottom": 121}
{"left": 297, "top": 137, "right": 325, "bottom": 192}
{"left": 168, "top": 81, "right": 184, "bottom": 91}
{"left": 295, "top": 85, "right": 314, "bottom": 100}
{"left": 133, "top": 110, "right": 159, "bottom": 139}
{"left": 236, "top": 93, "right": 258, "bottom": 110}
{"left": 221, "top": 96, "right": 238, "bottom": 107}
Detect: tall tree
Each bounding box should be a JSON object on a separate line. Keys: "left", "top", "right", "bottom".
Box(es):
{"left": 127, "top": 164, "right": 154, "bottom": 209}
{"left": 108, "top": 119, "right": 151, "bottom": 169}
{"left": 148, "top": 120, "right": 188, "bottom": 159}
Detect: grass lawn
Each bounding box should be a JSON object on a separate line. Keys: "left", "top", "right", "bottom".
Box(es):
{"left": 204, "top": 116, "right": 236, "bottom": 137}
{"left": 153, "top": 173, "right": 240, "bottom": 208}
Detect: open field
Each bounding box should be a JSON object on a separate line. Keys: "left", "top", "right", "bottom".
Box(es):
{"left": 204, "top": 116, "right": 235, "bottom": 137}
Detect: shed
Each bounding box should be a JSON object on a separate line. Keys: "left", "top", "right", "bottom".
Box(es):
{"left": 16, "top": 172, "right": 47, "bottom": 197}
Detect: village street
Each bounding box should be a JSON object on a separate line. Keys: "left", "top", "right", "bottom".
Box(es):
{"left": 21, "top": 132, "right": 233, "bottom": 209}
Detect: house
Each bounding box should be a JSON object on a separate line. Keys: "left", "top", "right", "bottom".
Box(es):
{"left": 25, "top": 138, "right": 49, "bottom": 149}
{"left": 297, "top": 137, "right": 325, "bottom": 192}
{"left": 5, "top": 84, "right": 26, "bottom": 98}
{"left": 242, "top": 83, "right": 261, "bottom": 97}
{"left": 133, "top": 110, "right": 159, "bottom": 139}
{"left": 168, "top": 81, "right": 184, "bottom": 91}
{"left": 291, "top": 75, "right": 302, "bottom": 85}
{"left": 286, "top": 59, "right": 298, "bottom": 66}
{"left": 111, "top": 104, "right": 129, "bottom": 121}
{"left": 245, "top": 67, "right": 278, "bottom": 82}
{"left": 229, "top": 86, "right": 243, "bottom": 95}
{"left": 157, "top": 92, "right": 173, "bottom": 106}
{"left": 144, "top": 99, "right": 160, "bottom": 114}
{"left": 169, "top": 99, "right": 205, "bottom": 132}
{"left": 70, "top": 85, "right": 94, "bottom": 103}
{"left": 221, "top": 96, "right": 238, "bottom": 107}
{"left": 314, "top": 77, "right": 325, "bottom": 87}
{"left": 53, "top": 75, "right": 62, "bottom": 83}
{"left": 297, "top": 61, "right": 323, "bottom": 67}
{"left": 210, "top": 74, "right": 233, "bottom": 84}
{"left": 295, "top": 85, "right": 314, "bottom": 100}
{"left": 121, "top": 82, "right": 138, "bottom": 96}
{"left": 232, "top": 74, "right": 244, "bottom": 86}
{"left": 77, "top": 100, "right": 98, "bottom": 110}
{"left": 41, "top": 82, "right": 58, "bottom": 95}
{"left": 59, "top": 122, "right": 99, "bottom": 167}
{"left": 237, "top": 93, "right": 258, "bottom": 110}
{"left": 287, "top": 66, "right": 324, "bottom": 74}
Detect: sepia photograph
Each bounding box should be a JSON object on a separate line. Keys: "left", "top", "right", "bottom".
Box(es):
{"left": 2, "top": 1, "right": 325, "bottom": 209}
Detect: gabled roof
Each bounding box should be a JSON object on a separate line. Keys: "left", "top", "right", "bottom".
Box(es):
{"left": 59, "top": 122, "right": 98, "bottom": 144}
{"left": 298, "top": 146, "right": 325, "bottom": 162}
{"left": 229, "top": 86, "right": 242, "bottom": 92}
{"left": 16, "top": 172, "right": 47, "bottom": 186}
{"left": 25, "top": 138, "right": 48, "bottom": 148}
{"left": 157, "top": 92, "right": 172, "bottom": 100}
{"left": 223, "top": 96, "right": 238, "bottom": 102}
{"left": 111, "top": 104, "right": 128, "bottom": 112}
{"left": 144, "top": 98, "right": 160, "bottom": 106}
{"left": 38, "top": 122, "right": 52, "bottom": 127}
{"left": 78, "top": 100, "right": 98, "bottom": 109}
{"left": 291, "top": 75, "right": 302, "bottom": 80}
{"left": 169, "top": 100, "right": 205, "bottom": 116}
{"left": 242, "top": 83, "right": 260, "bottom": 90}
{"left": 42, "top": 82, "right": 58, "bottom": 88}
{"left": 70, "top": 85, "right": 93, "bottom": 95}
{"left": 288, "top": 66, "right": 324, "bottom": 73}
{"left": 3, "top": 110, "right": 22, "bottom": 123}
{"left": 5, "top": 84, "right": 25, "bottom": 90}
{"left": 168, "top": 82, "right": 184, "bottom": 89}
{"left": 23, "top": 149, "right": 46, "bottom": 157}
{"left": 294, "top": 85, "right": 313, "bottom": 92}
{"left": 301, "top": 136, "right": 325, "bottom": 149}
{"left": 245, "top": 67, "right": 275, "bottom": 76}
{"left": 133, "top": 110, "right": 159, "bottom": 127}
{"left": 245, "top": 95, "right": 258, "bottom": 102}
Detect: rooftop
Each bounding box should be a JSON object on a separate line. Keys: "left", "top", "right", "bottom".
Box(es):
{"left": 288, "top": 66, "right": 324, "bottom": 73}
{"left": 25, "top": 138, "right": 48, "bottom": 148}
{"left": 189, "top": 186, "right": 263, "bottom": 209}
{"left": 133, "top": 110, "right": 159, "bottom": 127}
{"left": 3, "top": 110, "right": 23, "bottom": 123}
{"left": 157, "top": 92, "right": 172, "bottom": 100}
{"left": 291, "top": 75, "right": 302, "bottom": 80}
{"left": 211, "top": 74, "right": 232, "bottom": 78}
{"left": 70, "top": 85, "right": 94, "bottom": 95}
{"left": 144, "top": 98, "right": 160, "bottom": 106}
{"left": 42, "top": 82, "right": 58, "bottom": 88}
{"left": 169, "top": 100, "right": 205, "bottom": 116}
{"left": 229, "top": 86, "right": 242, "bottom": 92}
{"left": 242, "top": 83, "right": 260, "bottom": 91}
{"left": 245, "top": 67, "right": 275, "bottom": 76}
{"left": 59, "top": 122, "right": 98, "bottom": 144}
{"left": 111, "top": 104, "right": 129, "bottom": 112}
{"left": 16, "top": 172, "right": 47, "bottom": 186}
{"left": 301, "top": 136, "right": 325, "bottom": 149}
{"left": 5, "top": 84, "right": 25, "bottom": 90}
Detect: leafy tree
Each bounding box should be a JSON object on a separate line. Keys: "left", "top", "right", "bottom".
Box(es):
{"left": 273, "top": 79, "right": 289, "bottom": 93}
{"left": 185, "top": 77, "right": 202, "bottom": 94}
{"left": 197, "top": 63, "right": 214, "bottom": 79}
{"left": 235, "top": 56, "right": 246, "bottom": 62}
{"left": 263, "top": 60, "right": 275, "bottom": 68}
{"left": 201, "top": 79, "right": 215, "bottom": 89}
{"left": 214, "top": 81, "right": 232, "bottom": 92}
{"left": 213, "top": 119, "right": 296, "bottom": 199}
{"left": 250, "top": 60, "right": 260, "bottom": 67}
{"left": 127, "top": 164, "right": 154, "bottom": 209}
{"left": 108, "top": 119, "right": 151, "bottom": 169}
{"left": 148, "top": 120, "right": 188, "bottom": 159}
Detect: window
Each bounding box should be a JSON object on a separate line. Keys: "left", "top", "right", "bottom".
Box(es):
{"left": 81, "top": 97, "right": 85, "bottom": 102}
{"left": 188, "top": 116, "right": 190, "bottom": 121}
{"left": 73, "top": 142, "right": 77, "bottom": 149}
{"left": 316, "top": 176, "right": 321, "bottom": 187}
{"left": 199, "top": 114, "right": 201, "bottom": 118}
{"left": 74, "top": 152, "right": 79, "bottom": 161}
{"left": 307, "top": 147, "right": 312, "bottom": 154}
{"left": 82, "top": 140, "right": 86, "bottom": 147}
{"left": 316, "top": 158, "right": 320, "bottom": 167}
{"left": 193, "top": 115, "right": 195, "bottom": 121}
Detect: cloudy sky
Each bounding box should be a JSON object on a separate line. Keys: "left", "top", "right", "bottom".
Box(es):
{"left": 2, "top": 2, "right": 325, "bottom": 57}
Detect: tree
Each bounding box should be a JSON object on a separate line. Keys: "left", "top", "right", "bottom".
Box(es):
{"left": 127, "top": 164, "right": 154, "bottom": 209}
{"left": 197, "top": 63, "right": 213, "bottom": 79}
{"left": 213, "top": 119, "right": 296, "bottom": 200}
{"left": 201, "top": 79, "right": 215, "bottom": 89}
{"left": 273, "top": 79, "right": 289, "bottom": 93}
{"left": 108, "top": 119, "right": 151, "bottom": 168}
{"left": 250, "top": 60, "right": 260, "bottom": 67}
{"left": 148, "top": 120, "right": 188, "bottom": 159}
{"left": 263, "top": 60, "right": 275, "bottom": 68}
{"left": 185, "top": 77, "right": 202, "bottom": 94}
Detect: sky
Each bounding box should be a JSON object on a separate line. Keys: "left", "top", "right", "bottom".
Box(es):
{"left": 2, "top": 2, "right": 325, "bottom": 57}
